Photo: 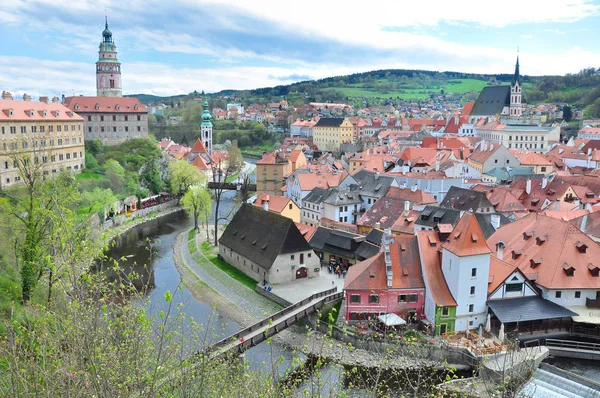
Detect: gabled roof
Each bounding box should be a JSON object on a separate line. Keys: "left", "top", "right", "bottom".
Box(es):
{"left": 345, "top": 236, "right": 424, "bottom": 291}
{"left": 470, "top": 86, "right": 511, "bottom": 116}
{"left": 488, "top": 213, "right": 600, "bottom": 290}
{"left": 358, "top": 197, "right": 407, "bottom": 230}
{"left": 303, "top": 187, "right": 331, "bottom": 204}
{"left": 416, "top": 230, "right": 456, "bottom": 306}
{"left": 509, "top": 150, "right": 553, "bottom": 166}
{"left": 253, "top": 193, "right": 295, "bottom": 214}
{"left": 468, "top": 142, "right": 503, "bottom": 164}
{"left": 384, "top": 186, "right": 437, "bottom": 204}
{"left": 309, "top": 227, "right": 376, "bottom": 259}
{"left": 219, "top": 204, "right": 311, "bottom": 268}
{"left": 0, "top": 98, "right": 83, "bottom": 121}
{"left": 351, "top": 170, "right": 395, "bottom": 198}
{"left": 440, "top": 186, "right": 494, "bottom": 212}
{"left": 314, "top": 117, "right": 345, "bottom": 127}
{"left": 442, "top": 212, "right": 492, "bottom": 257}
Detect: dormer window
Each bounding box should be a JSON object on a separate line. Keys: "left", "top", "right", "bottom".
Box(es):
{"left": 562, "top": 263, "right": 575, "bottom": 277}
{"left": 134, "top": 105, "right": 140, "bottom": 110}
{"left": 588, "top": 264, "right": 600, "bottom": 277}
{"left": 536, "top": 236, "right": 547, "bottom": 246}
{"left": 75, "top": 104, "right": 80, "bottom": 110}
{"left": 511, "top": 250, "right": 523, "bottom": 260}
{"left": 29, "top": 109, "right": 35, "bottom": 117}
{"left": 42, "top": 110, "right": 47, "bottom": 117}
{"left": 530, "top": 258, "right": 542, "bottom": 268}
{"left": 523, "top": 231, "right": 533, "bottom": 240}
{"left": 471, "top": 233, "right": 479, "bottom": 243}
{"left": 575, "top": 241, "right": 588, "bottom": 253}
{"left": 95, "top": 104, "right": 100, "bottom": 110}
{"left": 115, "top": 104, "right": 120, "bottom": 110}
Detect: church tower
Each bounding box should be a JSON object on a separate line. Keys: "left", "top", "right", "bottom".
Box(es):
{"left": 201, "top": 101, "right": 213, "bottom": 155}
{"left": 509, "top": 55, "right": 522, "bottom": 117}
{"left": 96, "top": 17, "right": 122, "bottom": 97}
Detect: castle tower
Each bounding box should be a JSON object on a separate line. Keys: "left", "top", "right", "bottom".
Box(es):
{"left": 96, "top": 17, "right": 122, "bottom": 97}
{"left": 201, "top": 101, "right": 213, "bottom": 155}
{"left": 509, "top": 55, "right": 522, "bottom": 117}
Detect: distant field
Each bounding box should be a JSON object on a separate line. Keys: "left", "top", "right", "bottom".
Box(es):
{"left": 324, "top": 78, "right": 490, "bottom": 100}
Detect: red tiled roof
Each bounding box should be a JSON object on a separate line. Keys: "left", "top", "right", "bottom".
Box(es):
{"left": 417, "top": 231, "right": 456, "bottom": 306}
{"left": 442, "top": 212, "right": 492, "bottom": 257}
{"left": 488, "top": 213, "right": 600, "bottom": 290}
{"left": 253, "top": 193, "right": 295, "bottom": 214}
{"left": 63, "top": 96, "right": 147, "bottom": 114}
{"left": 0, "top": 99, "right": 83, "bottom": 121}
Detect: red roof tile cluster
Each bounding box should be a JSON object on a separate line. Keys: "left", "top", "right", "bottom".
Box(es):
{"left": 63, "top": 96, "right": 147, "bottom": 114}
{"left": 0, "top": 98, "right": 83, "bottom": 121}
{"left": 416, "top": 230, "right": 456, "bottom": 306}
{"left": 442, "top": 212, "right": 492, "bottom": 257}
{"left": 488, "top": 213, "right": 600, "bottom": 290}
{"left": 253, "top": 193, "right": 295, "bottom": 214}
{"left": 345, "top": 236, "right": 424, "bottom": 291}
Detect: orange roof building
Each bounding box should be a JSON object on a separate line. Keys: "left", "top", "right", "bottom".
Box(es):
{"left": 253, "top": 193, "right": 300, "bottom": 223}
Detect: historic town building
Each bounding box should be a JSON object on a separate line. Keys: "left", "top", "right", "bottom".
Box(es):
{"left": 0, "top": 92, "right": 85, "bottom": 189}
{"left": 96, "top": 17, "right": 122, "bottom": 97}
{"left": 63, "top": 96, "right": 148, "bottom": 145}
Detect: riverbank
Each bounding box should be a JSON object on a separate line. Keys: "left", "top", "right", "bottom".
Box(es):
{"left": 173, "top": 227, "right": 453, "bottom": 372}
{"left": 100, "top": 203, "right": 183, "bottom": 244}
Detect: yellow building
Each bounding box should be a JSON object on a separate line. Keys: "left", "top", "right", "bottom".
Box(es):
{"left": 313, "top": 117, "right": 353, "bottom": 152}
{"left": 253, "top": 193, "right": 301, "bottom": 223}
{"left": 1, "top": 92, "right": 86, "bottom": 189}
{"left": 256, "top": 151, "right": 291, "bottom": 195}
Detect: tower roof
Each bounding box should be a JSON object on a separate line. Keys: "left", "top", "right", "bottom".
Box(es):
{"left": 201, "top": 101, "right": 212, "bottom": 127}
{"left": 512, "top": 55, "right": 520, "bottom": 86}
{"left": 442, "top": 212, "right": 492, "bottom": 256}
{"left": 102, "top": 16, "right": 113, "bottom": 42}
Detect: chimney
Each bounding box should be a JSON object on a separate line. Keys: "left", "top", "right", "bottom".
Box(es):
{"left": 51, "top": 96, "right": 59, "bottom": 103}
{"left": 404, "top": 200, "right": 410, "bottom": 215}
{"left": 588, "top": 148, "right": 592, "bottom": 156}
{"left": 491, "top": 214, "right": 501, "bottom": 230}
{"left": 542, "top": 176, "right": 548, "bottom": 189}
{"left": 39, "top": 96, "right": 49, "bottom": 103}
{"left": 526, "top": 179, "right": 532, "bottom": 195}
{"left": 2, "top": 91, "right": 13, "bottom": 100}
{"left": 411, "top": 184, "right": 417, "bottom": 193}
{"left": 435, "top": 159, "right": 440, "bottom": 172}
{"left": 375, "top": 222, "right": 381, "bottom": 230}
{"left": 262, "top": 197, "right": 269, "bottom": 212}
{"left": 402, "top": 164, "right": 410, "bottom": 174}
{"left": 496, "top": 241, "right": 505, "bottom": 261}
{"left": 383, "top": 229, "right": 393, "bottom": 288}
{"left": 555, "top": 199, "right": 560, "bottom": 211}
{"left": 22, "top": 93, "right": 31, "bottom": 101}
{"left": 401, "top": 180, "right": 407, "bottom": 189}
{"left": 581, "top": 214, "right": 589, "bottom": 232}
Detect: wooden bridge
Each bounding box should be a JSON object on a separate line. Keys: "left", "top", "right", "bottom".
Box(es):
{"left": 545, "top": 338, "right": 600, "bottom": 360}
{"left": 207, "top": 287, "right": 343, "bottom": 359}
{"left": 207, "top": 181, "right": 257, "bottom": 191}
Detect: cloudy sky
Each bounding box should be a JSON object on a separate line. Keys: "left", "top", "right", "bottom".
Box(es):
{"left": 1, "top": 0, "right": 600, "bottom": 98}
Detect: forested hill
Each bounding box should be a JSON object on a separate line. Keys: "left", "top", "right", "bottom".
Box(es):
{"left": 129, "top": 67, "right": 600, "bottom": 117}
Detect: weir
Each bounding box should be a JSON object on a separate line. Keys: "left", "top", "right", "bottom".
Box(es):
{"left": 519, "top": 363, "right": 600, "bottom": 398}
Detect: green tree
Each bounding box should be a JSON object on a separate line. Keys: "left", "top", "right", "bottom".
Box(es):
{"left": 168, "top": 160, "right": 203, "bottom": 195}
{"left": 81, "top": 187, "right": 117, "bottom": 213}
{"left": 104, "top": 159, "right": 126, "bottom": 193}
{"left": 562, "top": 105, "right": 573, "bottom": 122}
{"left": 84, "top": 150, "right": 101, "bottom": 172}
{"left": 227, "top": 140, "right": 244, "bottom": 174}
{"left": 181, "top": 184, "right": 212, "bottom": 232}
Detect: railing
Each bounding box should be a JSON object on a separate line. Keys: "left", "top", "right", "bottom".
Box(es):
{"left": 586, "top": 297, "right": 600, "bottom": 308}
{"left": 208, "top": 287, "right": 341, "bottom": 352}
{"left": 546, "top": 339, "right": 600, "bottom": 352}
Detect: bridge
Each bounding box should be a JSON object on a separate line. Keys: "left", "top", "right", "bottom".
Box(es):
{"left": 207, "top": 181, "right": 257, "bottom": 191}
{"left": 545, "top": 338, "right": 600, "bottom": 360}
{"left": 207, "top": 287, "right": 343, "bottom": 359}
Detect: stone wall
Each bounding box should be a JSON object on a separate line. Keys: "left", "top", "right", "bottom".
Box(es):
{"left": 102, "top": 200, "right": 179, "bottom": 230}
{"left": 255, "top": 285, "right": 293, "bottom": 307}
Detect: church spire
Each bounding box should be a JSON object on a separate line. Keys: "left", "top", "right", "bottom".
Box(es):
{"left": 102, "top": 14, "right": 113, "bottom": 43}
{"left": 512, "top": 52, "right": 520, "bottom": 86}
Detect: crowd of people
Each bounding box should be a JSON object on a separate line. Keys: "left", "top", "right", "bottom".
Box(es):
{"left": 328, "top": 263, "right": 347, "bottom": 278}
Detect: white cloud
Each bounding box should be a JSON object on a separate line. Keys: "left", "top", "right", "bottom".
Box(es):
{"left": 521, "top": 34, "right": 534, "bottom": 39}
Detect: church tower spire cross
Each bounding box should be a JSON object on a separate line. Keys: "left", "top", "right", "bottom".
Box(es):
{"left": 96, "top": 15, "right": 122, "bottom": 97}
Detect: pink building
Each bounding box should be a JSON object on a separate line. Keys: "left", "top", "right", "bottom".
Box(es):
{"left": 344, "top": 233, "right": 425, "bottom": 323}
